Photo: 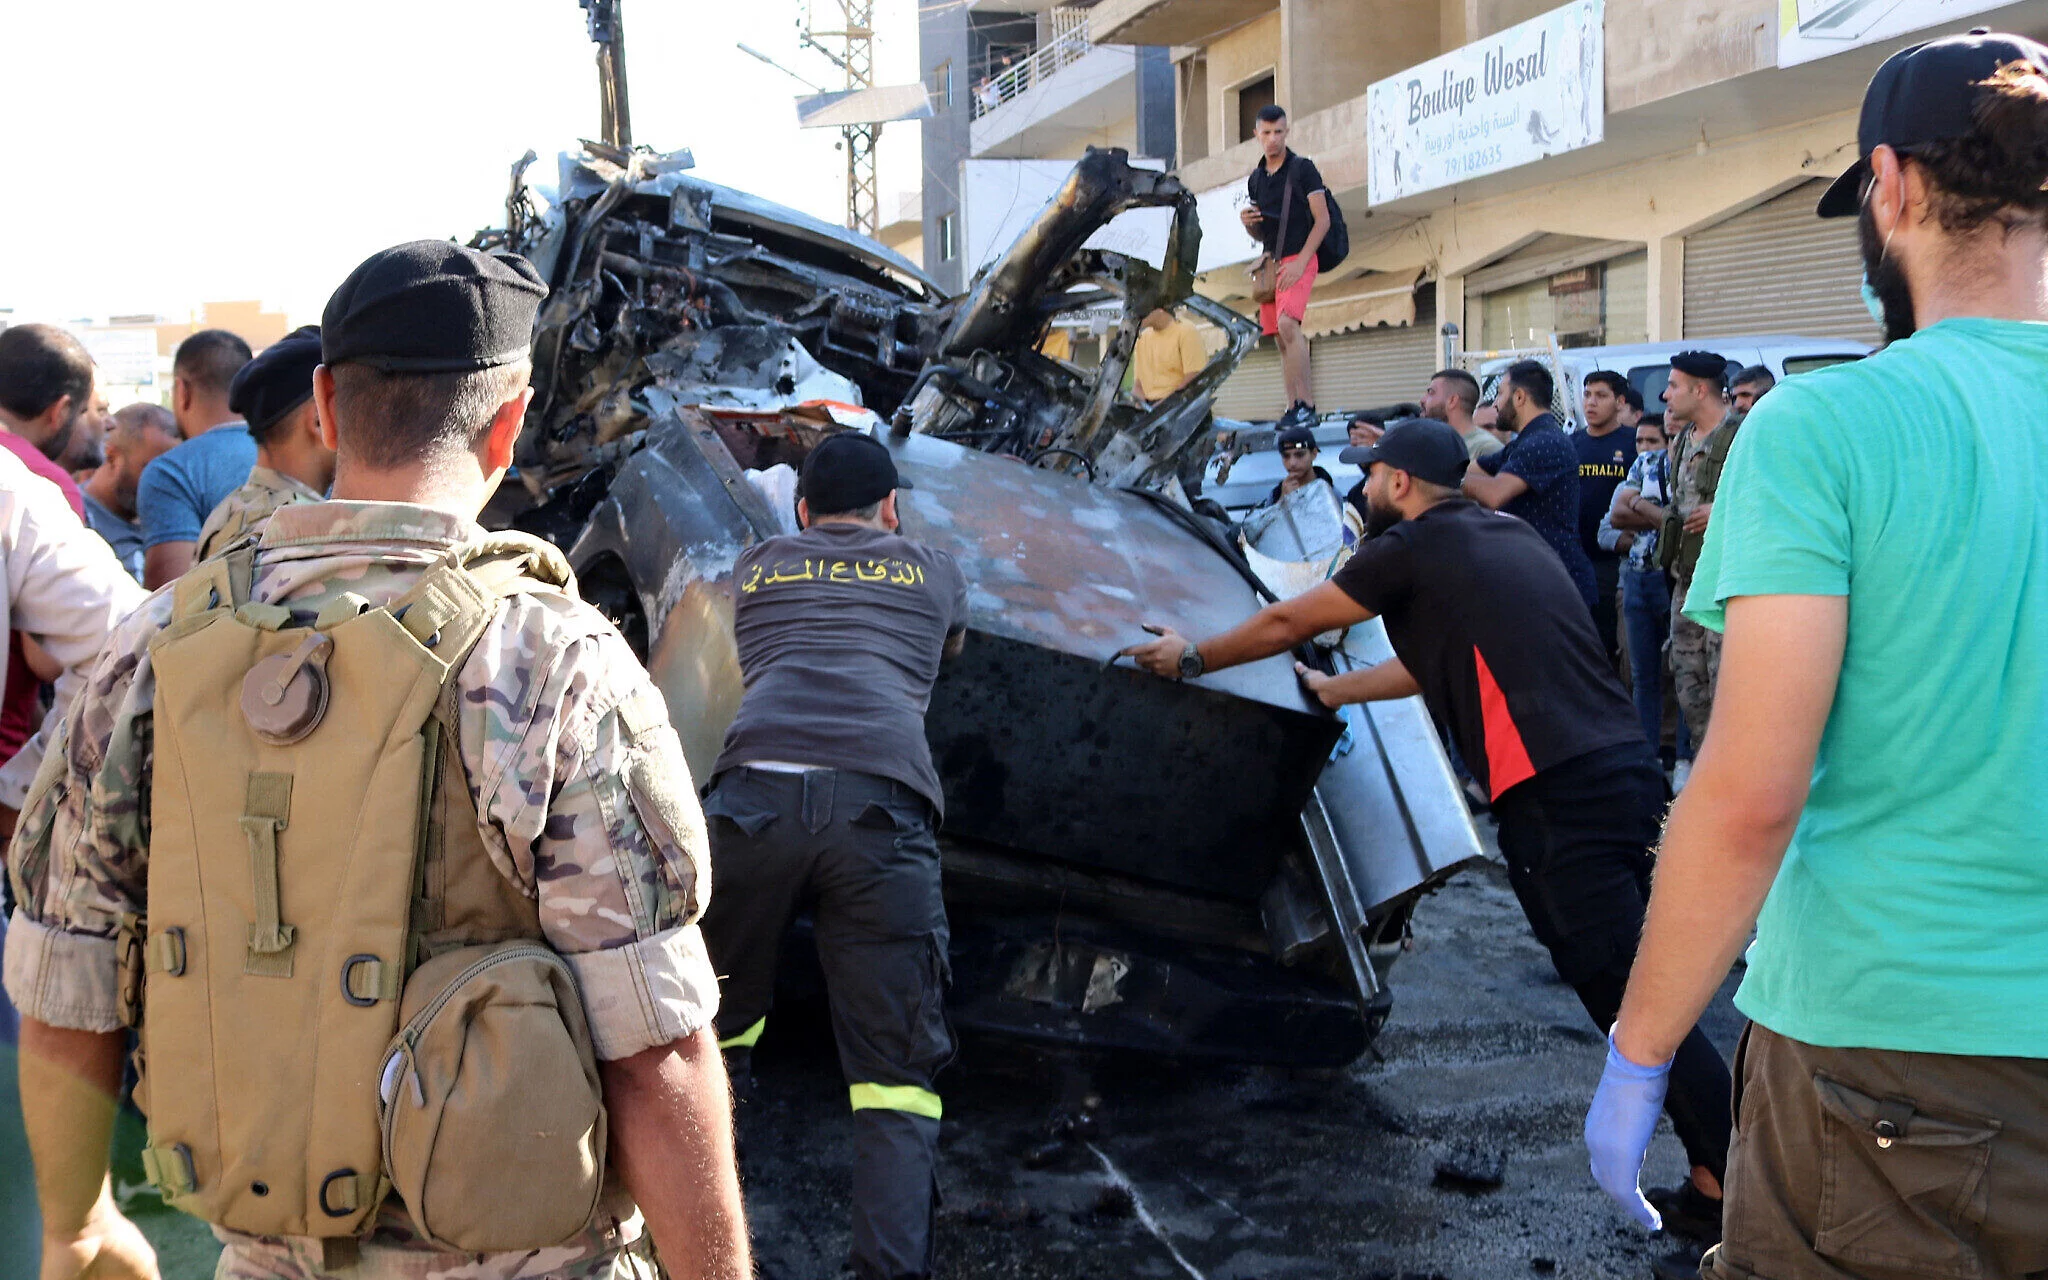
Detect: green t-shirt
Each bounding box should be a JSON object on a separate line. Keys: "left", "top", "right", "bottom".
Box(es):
{"left": 1687, "top": 317, "right": 2048, "bottom": 1056}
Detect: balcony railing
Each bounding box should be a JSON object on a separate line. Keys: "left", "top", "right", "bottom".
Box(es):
{"left": 971, "top": 19, "right": 1094, "bottom": 120}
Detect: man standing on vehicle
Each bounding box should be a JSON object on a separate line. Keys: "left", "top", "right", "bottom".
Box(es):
{"left": 1575, "top": 371, "right": 1636, "bottom": 668}
{"left": 7, "top": 241, "right": 750, "bottom": 1280}
{"left": 1240, "top": 104, "right": 1330, "bottom": 429}
{"left": 1120, "top": 420, "right": 1731, "bottom": 1263}
{"left": 1660, "top": 351, "right": 1736, "bottom": 742}
{"left": 1421, "top": 368, "right": 1503, "bottom": 461}
{"left": 699, "top": 430, "right": 968, "bottom": 1280}
{"left": 1463, "top": 360, "right": 1598, "bottom": 614}
{"left": 1589, "top": 33, "right": 2048, "bottom": 1279}
{"left": 194, "top": 325, "right": 332, "bottom": 559}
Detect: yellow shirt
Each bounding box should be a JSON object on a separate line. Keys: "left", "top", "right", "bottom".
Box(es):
{"left": 1132, "top": 318, "right": 1206, "bottom": 401}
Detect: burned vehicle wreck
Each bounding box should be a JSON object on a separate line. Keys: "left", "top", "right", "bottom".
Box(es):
{"left": 480, "top": 143, "right": 1481, "bottom": 1067}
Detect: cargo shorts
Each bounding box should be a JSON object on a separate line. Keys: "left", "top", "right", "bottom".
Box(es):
{"left": 1704, "top": 1023, "right": 2048, "bottom": 1280}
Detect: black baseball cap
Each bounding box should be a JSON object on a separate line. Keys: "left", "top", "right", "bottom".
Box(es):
{"left": 1339, "top": 418, "right": 1469, "bottom": 488}
{"left": 322, "top": 240, "right": 548, "bottom": 373}
{"left": 799, "top": 431, "right": 911, "bottom": 513}
{"left": 1817, "top": 29, "right": 2048, "bottom": 218}
{"left": 1276, "top": 424, "right": 1317, "bottom": 449}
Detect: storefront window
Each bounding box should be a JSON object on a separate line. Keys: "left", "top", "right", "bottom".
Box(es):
{"left": 1470, "top": 250, "right": 1649, "bottom": 351}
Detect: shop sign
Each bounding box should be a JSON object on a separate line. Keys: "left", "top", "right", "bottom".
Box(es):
{"left": 1779, "top": 0, "right": 2012, "bottom": 68}
{"left": 1367, "top": 0, "right": 1604, "bottom": 205}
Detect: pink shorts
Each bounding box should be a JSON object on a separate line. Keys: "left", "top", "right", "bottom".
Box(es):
{"left": 1259, "top": 252, "right": 1318, "bottom": 336}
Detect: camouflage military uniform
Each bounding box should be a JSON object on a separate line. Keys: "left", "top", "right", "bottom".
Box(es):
{"left": 1667, "top": 413, "right": 1734, "bottom": 741}
{"left": 193, "top": 465, "right": 324, "bottom": 561}
{"left": 3, "top": 501, "right": 719, "bottom": 1280}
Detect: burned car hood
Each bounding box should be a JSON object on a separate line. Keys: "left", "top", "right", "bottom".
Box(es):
{"left": 471, "top": 142, "right": 1479, "bottom": 1068}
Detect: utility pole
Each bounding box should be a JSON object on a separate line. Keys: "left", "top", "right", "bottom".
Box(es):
{"left": 799, "top": 0, "right": 878, "bottom": 236}
{"left": 582, "top": 0, "right": 632, "bottom": 150}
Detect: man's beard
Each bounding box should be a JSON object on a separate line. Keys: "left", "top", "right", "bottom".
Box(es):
{"left": 35, "top": 406, "right": 78, "bottom": 465}
{"left": 1365, "top": 493, "right": 1404, "bottom": 538}
{"left": 1859, "top": 203, "right": 1916, "bottom": 343}
{"left": 1496, "top": 400, "right": 1520, "bottom": 434}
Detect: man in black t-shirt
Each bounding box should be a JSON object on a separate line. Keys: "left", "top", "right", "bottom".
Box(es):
{"left": 1240, "top": 103, "right": 1330, "bottom": 427}
{"left": 699, "top": 431, "right": 969, "bottom": 1280}
{"left": 1575, "top": 370, "right": 1637, "bottom": 667}
{"left": 1120, "top": 419, "right": 1731, "bottom": 1238}
{"left": 1464, "top": 359, "right": 1598, "bottom": 614}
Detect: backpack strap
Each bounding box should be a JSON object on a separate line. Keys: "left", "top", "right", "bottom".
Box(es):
{"left": 170, "top": 546, "right": 257, "bottom": 622}
{"left": 393, "top": 532, "right": 574, "bottom": 953}
{"left": 385, "top": 533, "right": 574, "bottom": 663}
{"left": 1274, "top": 155, "right": 1295, "bottom": 261}
{"left": 1697, "top": 414, "right": 1744, "bottom": 502}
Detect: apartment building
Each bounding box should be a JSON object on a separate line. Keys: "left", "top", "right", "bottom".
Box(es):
{"left": 1090, "top": 0, "right": 2048, "bottom": 417}
{"left": 919, "top": 2, "right": 1176, "bottom": 295}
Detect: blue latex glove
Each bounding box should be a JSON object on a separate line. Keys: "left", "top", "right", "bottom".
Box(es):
{"left": 1584, "top": 1032, "right": 1671, "bottom": 1230}
{"left": 1330, "top": 703, "right": 1358, "bottom": 759}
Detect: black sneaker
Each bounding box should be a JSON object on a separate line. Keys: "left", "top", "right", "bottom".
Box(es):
{"left": 1651, "top": 1243, "right": 1706, "bottom": 1280}
{"left": 1648, "top": 1181, "right": 1723, "bottom": 1243}
{"left": 1279, "top": 402, "right": 1317, "bottom": 430}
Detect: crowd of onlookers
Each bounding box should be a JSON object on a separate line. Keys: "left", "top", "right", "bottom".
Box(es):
{"left": 0, "top": 322, "right": 317, "bottom": 796}
{"left": 1251, "top": 353, "right": 1777, "bottom": 794}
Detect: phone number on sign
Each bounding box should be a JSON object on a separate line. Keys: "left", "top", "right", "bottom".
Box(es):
{"left": 1440, "top": 144, "right": 1504, "bottom": 178}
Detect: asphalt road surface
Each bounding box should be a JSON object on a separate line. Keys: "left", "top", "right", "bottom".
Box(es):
{"left": 123, "top": 828, "right": 1743, "bottom": 1280}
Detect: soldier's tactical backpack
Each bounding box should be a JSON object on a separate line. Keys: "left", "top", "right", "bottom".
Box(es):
{"left": 123, "top": 532, "right": 610, "bottom": 1252}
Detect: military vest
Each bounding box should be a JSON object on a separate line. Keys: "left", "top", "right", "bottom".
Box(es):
{"left": 124, "top": 532, "right": 611, "bottom": 1253}
{"left": 193, "top": 469, "right": 319, "bottom": 562}
{"left": 1659, "top": 410, "right": 1744, "bottom": 580}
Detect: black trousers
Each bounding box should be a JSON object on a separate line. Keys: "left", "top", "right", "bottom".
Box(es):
{"left": 700, "top": 766, "right": 953, "bottom": 1280}
{"left": 1592, "top": 554, "right": 1623, "bottom": 670}
{"left": 1492, "top": 742, "right": 1732, "bottom": 1182}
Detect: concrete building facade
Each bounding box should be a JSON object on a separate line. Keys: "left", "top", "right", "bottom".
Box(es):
{"left": 919, "top": 1, "right": 1175, "bottom": 294}
{"left": 1090, "top": 0, "right": 2048, "bottom": 418}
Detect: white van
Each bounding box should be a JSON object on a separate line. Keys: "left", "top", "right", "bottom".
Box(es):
{"left": 1471, "top": 335, "right": 1871, "bottom": 430}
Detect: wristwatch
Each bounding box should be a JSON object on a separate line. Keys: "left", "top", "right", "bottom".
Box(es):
{"left": 1177, "top": 641, "right": 1205, "bottom": 680}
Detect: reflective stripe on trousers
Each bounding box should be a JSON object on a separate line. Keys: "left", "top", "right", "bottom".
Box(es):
{"left": 850, "top": 1082, "right": 942, "bottom": 1120}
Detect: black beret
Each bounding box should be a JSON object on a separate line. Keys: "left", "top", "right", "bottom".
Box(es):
{"left": 321, "top": 240, "right": 546, "bottom": 374}
{"left": 1669, "top": 350, "right": 1728, "bottom": 381}
{"left": 228, "top": 325, "right": 322, "bottom": 441}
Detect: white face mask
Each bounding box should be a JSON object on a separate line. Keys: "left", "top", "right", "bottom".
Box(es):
{"left": 1862, "top": 271, "right": 1887, "bottom": 329}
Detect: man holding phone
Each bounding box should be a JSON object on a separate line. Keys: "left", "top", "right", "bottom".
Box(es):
{"left": 1240, "top": 103, "right": 1329, "bottom": 430}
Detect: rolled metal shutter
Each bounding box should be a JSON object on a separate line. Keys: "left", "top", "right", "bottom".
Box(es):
{"left": 1212, "top": 341, "right": 1286, "bottom": 419}
{"left": 1311, "top": 295, "right": 1437, "bottom": 413}
{"left": 1683, "top": 180, "right": 1880, "bottom": 343}
{"left": 1213, "top": 296, "right": 1435, "bottom": 420}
